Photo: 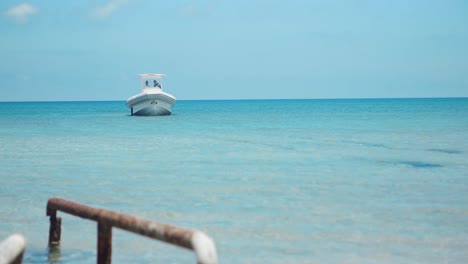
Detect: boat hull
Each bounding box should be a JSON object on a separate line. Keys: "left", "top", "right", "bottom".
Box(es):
{"left": 126, "top": 91, "right": 176, "bottom": 116}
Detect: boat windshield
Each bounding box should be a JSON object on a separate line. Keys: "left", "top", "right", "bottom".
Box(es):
{"left": 143, "top": 79, "right": 162, "bottom": 89}
{"left": 140, "top": 74, "right": 165, "bottom": 90}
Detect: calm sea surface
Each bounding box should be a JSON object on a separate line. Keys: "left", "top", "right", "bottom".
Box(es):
{"left": 1, "top": 98, "right": 467, "bottom": 263}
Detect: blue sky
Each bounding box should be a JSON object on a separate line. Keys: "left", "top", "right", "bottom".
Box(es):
{"left": 1, "top": 0, "right": 467, "bottom": 101}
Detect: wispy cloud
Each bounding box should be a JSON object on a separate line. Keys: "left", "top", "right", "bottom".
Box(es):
{"left": 178, "top": 4, "right": 195, "bottom": 17}
{"left": 4, "top": 3, "right": 39, "bottom": 24}
{"left": 91, "top": 0, "right": 127, "bottom": 18}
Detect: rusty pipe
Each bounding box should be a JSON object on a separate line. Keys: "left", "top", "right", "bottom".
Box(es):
{"left": 46, "top": 197, "right": 217, "bottom": 264}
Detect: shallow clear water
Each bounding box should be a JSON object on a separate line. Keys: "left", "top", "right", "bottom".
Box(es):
{"left": 1, "top": 98, "right": 468, "bottom": 263}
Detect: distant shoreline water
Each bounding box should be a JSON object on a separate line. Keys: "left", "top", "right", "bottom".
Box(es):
{"left": 1, "top": 96, "right": 468, "bottom": 103}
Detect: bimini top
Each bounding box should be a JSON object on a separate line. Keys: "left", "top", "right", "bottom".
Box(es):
{"left": 139, "top": 73, "right": 166, "bottom": 79}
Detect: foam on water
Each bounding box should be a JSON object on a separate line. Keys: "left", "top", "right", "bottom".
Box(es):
{"left": 1, "top": 98, "right": 468, "bottom": 263}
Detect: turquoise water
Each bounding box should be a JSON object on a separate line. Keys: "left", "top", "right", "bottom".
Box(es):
{"left": 1, "top": 98, "right": 468, "bottom": 263}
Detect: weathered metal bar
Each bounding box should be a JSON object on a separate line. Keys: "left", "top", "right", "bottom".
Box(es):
{"left": 46, "top": 197, "right": 217, "bottom": 264}
{"left": 97, "top": 222, "right": 112, "bottom": 264}
{"left": 0, "top": 234, "right": 27, "bottom": 264}
{"left": 47, "top": 210, "right": 61, "bottom": 246}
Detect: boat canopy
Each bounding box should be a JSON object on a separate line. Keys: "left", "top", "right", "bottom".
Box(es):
{"left": 139, "top": 73, "right": 166, "bottom": 80}
{"left": 139, "top": 73, "right": 166, "bottom": 90}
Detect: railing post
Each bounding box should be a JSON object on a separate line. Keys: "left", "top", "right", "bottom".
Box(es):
{"left": 47, "top": 209, "right": 61, "bottom": 246}
{"left": 97, "top": 222, "right": 112, "bottom": 264}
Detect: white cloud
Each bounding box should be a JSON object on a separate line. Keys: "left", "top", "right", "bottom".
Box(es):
{"left": 91, "top": 0, "right": 127, "bottom": 18}
{"left": 4, "top": 3, "right": 39, "bottom": 24}
{"left": 178, "top": 5, "right": 195, "bottom": 17}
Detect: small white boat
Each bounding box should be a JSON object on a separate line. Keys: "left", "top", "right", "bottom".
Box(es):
{"left": 126, "top": 73, "right": 176, "bottom": 116}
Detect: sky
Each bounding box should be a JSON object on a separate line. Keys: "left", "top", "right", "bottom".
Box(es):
{"left": 0, "top": 0, "right": 467, "bottom": 101}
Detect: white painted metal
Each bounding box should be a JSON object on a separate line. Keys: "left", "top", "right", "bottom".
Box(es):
{"left": 191, "top": 231, "right": 218, "bottom": 264}
{"left": 0, "top": 234, "right": 26, "bottom": 264}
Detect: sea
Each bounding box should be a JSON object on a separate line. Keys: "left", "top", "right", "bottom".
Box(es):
{"left": 0, "top": 98, "right": 467, "bottom": 263}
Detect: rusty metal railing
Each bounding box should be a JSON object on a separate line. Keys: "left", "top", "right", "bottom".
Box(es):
{"left": 46, "top": 197, "right": 217, "bottom": 264}
{"left": 0, "top": 234, "right": 26, "bottom": 264}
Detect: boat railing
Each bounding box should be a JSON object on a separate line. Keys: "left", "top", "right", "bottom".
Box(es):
{"left": 0, "top": 234, "right": 26, "bottom": 264}
{"left": 46, "top": 197, "right": 217, "bottom": 264}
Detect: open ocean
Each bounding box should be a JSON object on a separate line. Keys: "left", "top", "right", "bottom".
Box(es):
{"left": 0, "top": 98, "right": 467, "bottom": 263}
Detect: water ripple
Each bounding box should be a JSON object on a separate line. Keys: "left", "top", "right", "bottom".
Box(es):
{"left": 395, "top": 160, "right": 443, "bottom": 168}
{"left": 426, "top": 148, "right": 462, "bottom": 154}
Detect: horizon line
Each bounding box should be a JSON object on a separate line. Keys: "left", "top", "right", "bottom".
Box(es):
{"left": 1, "top": 96, "right": 467, "bottom": 103}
